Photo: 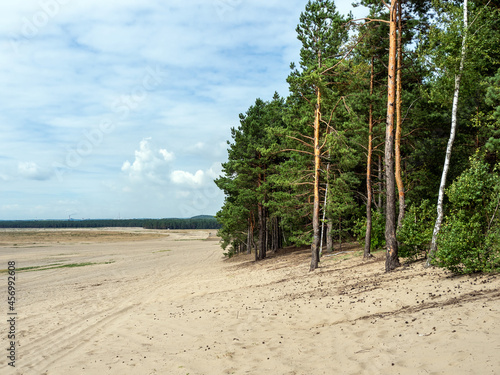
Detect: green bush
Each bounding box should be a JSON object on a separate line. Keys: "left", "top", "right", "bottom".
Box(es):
{"left": 397, "top": 200, "right": 435, "bottom": 261}
{"left": 434, "top": 154, "right": 500, "bottom": 274}
{"left": 353, "top": 210, "right": 386, "bottom": 250}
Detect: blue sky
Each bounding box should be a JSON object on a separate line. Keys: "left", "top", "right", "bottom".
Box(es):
{"left": 0, "top": 0, "right": 365, "bottom": 220}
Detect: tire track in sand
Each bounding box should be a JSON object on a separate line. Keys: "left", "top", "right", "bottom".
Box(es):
{"left": 14, "top": 231, "right": 221, "bottom": 374}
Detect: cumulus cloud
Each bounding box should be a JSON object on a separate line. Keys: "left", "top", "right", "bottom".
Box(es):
{"left": 171, "top": 163, "right": 222, "bottom": 188}
{"left": 17, "top": 161, "right": 52, "bottom": 180}
{"left": 121, "top": 135, "right": 222, "bottom": 189}
{"left": 122, "top": 138, "right": 174, "bottom": 184}
{"left": 159, "top": 148, "right": 174, "bottom": 162}
{"left": 171, "top": 170, "right": 205, "bottom": 187}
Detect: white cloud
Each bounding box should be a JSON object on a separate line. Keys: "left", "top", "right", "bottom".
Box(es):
{"left": 159, "top": 148, "right": 174, "bottom": 162}
{"left": 171, "top": 170, "right": 205, "bottom": 187}
{"left": 171, "top": 163, "right": 222, "bottom": 188}
{"left": 121, "top": 138, "right": 174, "bottom": 184}
{"left": 18, "top": 161, "right": 52, "bottom": 181}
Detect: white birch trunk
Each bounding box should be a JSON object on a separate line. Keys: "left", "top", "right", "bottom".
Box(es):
{"left": 426, "top": 0, "right": 468, "bottom": 267}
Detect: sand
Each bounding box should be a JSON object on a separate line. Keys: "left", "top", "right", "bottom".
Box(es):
{"left": 1, "top": 228, "right": 499, "bottom": 374}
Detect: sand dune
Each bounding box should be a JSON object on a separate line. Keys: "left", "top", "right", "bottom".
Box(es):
{"left": 1, "top": 229, "right": 499, "bottom": 374}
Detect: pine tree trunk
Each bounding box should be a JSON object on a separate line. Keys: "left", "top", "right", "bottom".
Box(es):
{"left": 395, "top": 0, "right": 405, "bottom": 229}
{"left": 258, "top": 201, "right": 264, "bottom": 260}
{"left": 274, "top": 216, "right": 283, "bottom": 250}
{"left": 255, "top": 211, "right": 259, "bottom": 261}
{"left": 263, "top": 206, "right": 268, "bottom": 259}
{"left": 257, "top": 172, "right": 266, "bottom": 261}
{"left": 378, "top": 155, "right": 383, "bottom": 213}
{"left": 247, "top": 218, "right": 253, "bottom": 255}
{"left": 320, "top": 164, "right": 330, "bottom": 258}
{"left": 269, "top": 216, "right": 275, "bottom": 253}
{"left": 272, "top": 216, "right": 279, "bottom": 252}
{"left": 365, "top": 56, "right": 375, "bottom": 259}
{"left": 338, "top": 217, "right": 342, "bottom": 251}
{"left": 310, "top": 87, "right": 322, "bottom": 271}
{"left": 427, "top": 0, "right": 468, "bottom": 267}
{"left": 327, "top": 220, "right": 333, "bottom": 253}
{"left": 385, "top": 1, "right": 400, "bottom": 272}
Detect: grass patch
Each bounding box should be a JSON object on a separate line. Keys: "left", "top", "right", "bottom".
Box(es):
{"left": 0, "top": 261, "right": 115, "bottom": 273}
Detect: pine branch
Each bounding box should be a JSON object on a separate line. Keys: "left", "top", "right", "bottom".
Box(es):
{"left": 349, "top": 17, "right": 391, "bottom": 27}
{"left": 279, "top": 149, "right": 315, "bottom": 157}
{"left": 285, "top": 134, "right": 315, "bottom": 148}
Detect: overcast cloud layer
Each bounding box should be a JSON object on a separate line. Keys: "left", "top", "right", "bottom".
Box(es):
{"left": 0, "top": 0, "right": 364, "bottom": 220}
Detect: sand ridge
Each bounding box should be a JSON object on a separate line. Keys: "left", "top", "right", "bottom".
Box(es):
{"left": 0, "top": 229, "right": 499, "bottom": 374}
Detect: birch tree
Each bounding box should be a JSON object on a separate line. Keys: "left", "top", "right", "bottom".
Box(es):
{"left": 426, "top": 0, "right": 468, "bottom": 267}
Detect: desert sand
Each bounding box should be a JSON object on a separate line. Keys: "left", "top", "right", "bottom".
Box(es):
{"left": 0, "top": 228, "right": 499, "bottom": 375}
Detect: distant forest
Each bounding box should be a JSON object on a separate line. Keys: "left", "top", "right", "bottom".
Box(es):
{"left": 0, "top": 215, "right": 221, "bottom": 230}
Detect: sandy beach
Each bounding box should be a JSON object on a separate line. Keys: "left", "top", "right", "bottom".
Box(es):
{"left": 1, "top": 228, "right": 499, "bottom": 374}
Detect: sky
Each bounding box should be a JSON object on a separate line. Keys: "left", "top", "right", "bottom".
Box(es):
{"left": 0, "top": 0, "right": 366, "bottom": 220}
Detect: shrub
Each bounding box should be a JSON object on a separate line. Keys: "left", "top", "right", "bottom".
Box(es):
{"left": 397, "top": 200, "right": 435, "bottom": 261}
{"left": 353, "top": 209, "right": 386, "bottom": 250}
{"left": 434, "top": 154, "right": 500, "bottom": 274}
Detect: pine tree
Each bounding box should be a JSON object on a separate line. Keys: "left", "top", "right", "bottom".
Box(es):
{"left": 287, "top": 0, "right": 350, "bottom": 271}
{"left": 215, "top": 96, "right": 285, "bottom": 259}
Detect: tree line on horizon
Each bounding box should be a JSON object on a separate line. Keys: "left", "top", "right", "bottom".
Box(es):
{"left": 0, "top": 217, "right": 221, "bottom": 230}
{"left": 215, "top": 0, "right": 500, "bottom": 274}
